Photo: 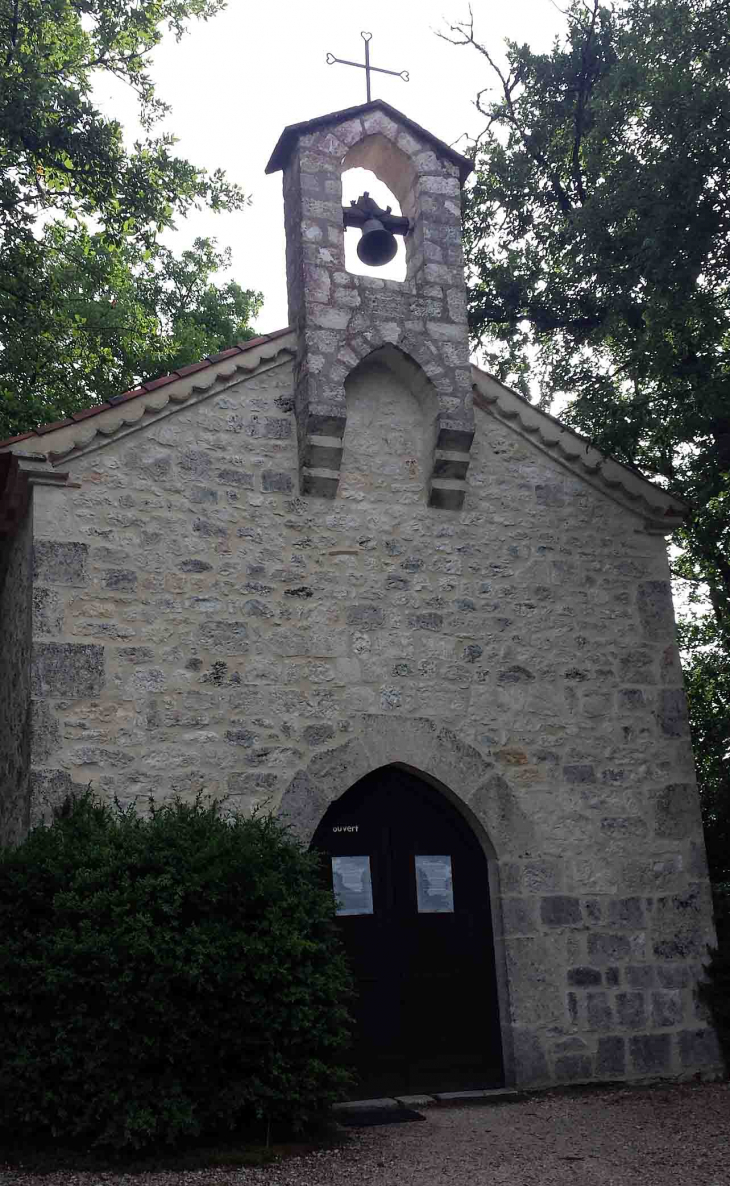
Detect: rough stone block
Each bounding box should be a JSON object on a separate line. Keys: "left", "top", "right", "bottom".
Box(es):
{"left": 103, "top": 569, "right": 137, "bottom": 592}
{"left": 654, "top": 783, "right": 697, "bottom": 839}
{"left": 607, "top": 898, "right": 645, "bottom": 928}
{"left": 588, "top": 933, "right": 631, "bottom": 964}
{"left": 261, "top": 470, "right": 293, "bottom": 493}
{"left": 567, "top": 966, "right": 602, "bottom": 987}
{"left": 512, "top": 1029, "right": 549, "bottom": 1084}
{"left": 501, "top": 898, "right": 537, "bottom": 935}
{"left": 346, "top": 605, "right": 385, "bottom": 628}
{"left": 554, "top": 1053, "right": 593, "bottom": 1081}
{"left": 657, "top": 965, "right": 689, "bottom": 989}
{"left": 626, "top": 965, "right": 655, "bottom": 989}
{"left": 33, "top": 541, "right": 88, "bottom": 586}
{"left": 629, "top": 1034, "right": 671, "bottom": 1074}
{"left": 651, "top": 990, "right": 684, "bottom": 1027}
{"left": 563, "top": 764, "right": 596, "bottom": 784}
{"left": 302, "top": 724, "right": 336, "bottom": 746}
{"left": 616, "top": 992, "right": 646, "bottom": 1029}
{"left": 31, "top": 700, "right": 61, "bottom": 762}
{"left": 653, "top": 889, "right": 705, "bottom": 960}
{"left": 31, "top": 642, "right": 104, "bottom": 698}
{"left": 597, "top": 1036, "right": 626, "bottom": 1076}
{"left": 657, "top": 689, "right": 689, "bottom": 737}
{"left": 217, "top": 468, "right": 255, "bottom": 488}
{"left": 587, "top": 992, "right": 613, "bottom": 1031}
{"left": 197, "top": 621, "right": 249, "bottom": 655}
{"left": 637, "top": 581, "right": 675, "bottom": 640}
{"left": 677, "top": 1028, "right": 722, "bottom": 1069}
{"left": 541, "top": 896, "right": 582, "bottom": 927}
{"left": 33, "top": 586, "right": 63, "bottom": 635}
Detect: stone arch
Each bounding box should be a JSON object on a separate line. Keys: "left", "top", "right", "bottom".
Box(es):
{"left": 277, "top": 718, "right": 524, "bottom": 1085}
{"left": 339, "top": 344, "right": 440, "bottom": 498}
{"left": 277, "top": 716, "right": 534, "bottom": 857}
{"left": 341, "top": 132, "right": 417, "bottom": 213}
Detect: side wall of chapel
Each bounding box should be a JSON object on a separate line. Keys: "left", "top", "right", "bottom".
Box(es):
{"left": 20, "top": 351, "right": 721, "bottom": 1088}
{"left": 0, "top": 503, "right": 32, "bottom": 844}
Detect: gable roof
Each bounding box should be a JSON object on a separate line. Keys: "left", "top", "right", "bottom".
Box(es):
{"left": 266, "top": 99, "right": 474, "bottom": 185}
{"left": 0, "top": 329, "right": 685, "bottom": 531}
{"left": 0, "top": 329, "right": 295, "bottom": 460}
{"left": 471, "top": 364, "right": 686, "bottom": 530}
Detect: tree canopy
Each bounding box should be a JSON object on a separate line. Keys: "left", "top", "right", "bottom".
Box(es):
{"left": 0, "top": 0, "right": 260, "bottom": 438}
{"left": 446, "top": 0, "right": 730, "bottom": 878}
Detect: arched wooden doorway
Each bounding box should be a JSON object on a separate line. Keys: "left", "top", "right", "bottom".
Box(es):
{"left": 311, "top": 765, "right": 504, "bottom": 1098}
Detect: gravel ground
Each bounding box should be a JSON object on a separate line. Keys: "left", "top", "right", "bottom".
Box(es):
{"left": 1, "top": 1082, "right": 728, "bottom": 1186}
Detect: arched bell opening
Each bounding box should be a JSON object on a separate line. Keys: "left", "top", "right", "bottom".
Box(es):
{"left": 342, "top": 134, "right": 416, "bottom": 282}
{"left": 341, "top": 166, "right": 407, "bottom": 282}
{"left": 310, "top": 764, "right": 506, "bottom": 1098}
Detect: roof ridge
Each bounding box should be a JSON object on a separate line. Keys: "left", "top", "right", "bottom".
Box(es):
{"left": 0, "top": 328, "right": 293, "bottom": 450}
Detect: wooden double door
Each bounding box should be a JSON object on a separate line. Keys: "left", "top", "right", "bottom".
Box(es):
{"left": 312, "top": 767, "right": 503, "bottom": 1098}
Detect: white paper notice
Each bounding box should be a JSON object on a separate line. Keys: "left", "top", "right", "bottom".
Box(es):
{"left": 332, "top": 855, "right": 374, "bottom": 916}
{"left": 415, "top": 854, "right": 454, "bottom": 913}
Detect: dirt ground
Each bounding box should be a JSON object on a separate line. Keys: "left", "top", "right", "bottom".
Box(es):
{"left": 1, "top": 1082, "right": 729, "bottom": 1186}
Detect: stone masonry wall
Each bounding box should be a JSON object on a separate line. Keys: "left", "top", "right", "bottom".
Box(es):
{"left": 281, "top": 107, "right": 475, "bottom": 507}
{"left": 0, "top": 504, "right": 32, "bottom": 844}
{"left": 24, "top": 352, "right": 720, "bottom": 1088}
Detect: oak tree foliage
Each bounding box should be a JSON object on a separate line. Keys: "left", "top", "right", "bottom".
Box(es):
{"left": 0, "top": 0, "right": 260, "bottom": 438}
{"left": 446, "top": 0, "right": 730, "bottom": 877}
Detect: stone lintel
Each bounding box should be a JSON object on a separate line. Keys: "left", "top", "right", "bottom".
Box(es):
{"left": 301, "top": 400, "right": 347, "bottom": 439}
{"left": 436, "top": 419, "right": 475, "bottom": 453}
{"left": 304, "top": 434, "right": 344, "bottom": 471}
{"left": 302, "top": 467, "right": 340, "bottom": 498}
{"left": 432, "top": 449, "right": 471, "bottom": 480}
{"left": 429, "top": 478, "right": 467, "bottom": 511}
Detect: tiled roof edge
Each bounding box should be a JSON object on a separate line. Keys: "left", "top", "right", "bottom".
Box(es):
{"left": 471, "top": 363, "right": 687, "bottom": 524}
{"left": 0, "top": 329, "right": 294, "bottom": 450}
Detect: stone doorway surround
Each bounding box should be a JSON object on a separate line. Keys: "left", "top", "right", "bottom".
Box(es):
{"left": 277, "top": 716, "right": 518, "bottom": 1087}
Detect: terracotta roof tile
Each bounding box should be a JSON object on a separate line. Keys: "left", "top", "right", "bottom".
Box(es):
{"left": 71, "top": 404, "right": 112, "bottom": 422}
{"left": 174, "top": 360, "right": 211, "bottom": 378}
{"left": 35, "top": 418, "right": 73, "bottom": 435}
{"left": 0, "top": 328, "right": 293, "bottom": 450}
{"left": 206, "top": 346, "right": 242, "bottom": 363}
{"left": 142, "top": 374, "right": 176, "bottom": 392}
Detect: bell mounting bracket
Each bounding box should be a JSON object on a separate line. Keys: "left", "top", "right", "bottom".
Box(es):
{"left": 343, "top": 192, "right": 410, "bottom": 236}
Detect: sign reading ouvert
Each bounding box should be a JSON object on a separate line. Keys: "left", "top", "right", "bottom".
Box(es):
{"left": 266, "top": 100, "right": 476, "bottom": 509}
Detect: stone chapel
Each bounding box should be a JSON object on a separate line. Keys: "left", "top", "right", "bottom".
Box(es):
{"left": 0, "top": 100, "right": 722, "bottom": 1095}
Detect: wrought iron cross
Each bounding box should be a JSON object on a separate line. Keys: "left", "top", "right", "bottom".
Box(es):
{"left": 326, "top": 31, "right": 409, "bottom": 103}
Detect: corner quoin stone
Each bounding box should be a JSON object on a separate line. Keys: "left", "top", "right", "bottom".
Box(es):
{"left": 31, "top": 643, "right": 104, "bottom": 698}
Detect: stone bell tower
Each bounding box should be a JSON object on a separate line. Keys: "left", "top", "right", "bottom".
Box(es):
{"left": 266, "top": 101, "right": 475, "bottom": 508}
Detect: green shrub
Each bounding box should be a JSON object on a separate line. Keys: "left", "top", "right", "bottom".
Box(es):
{"left": 0, "top": 792, "right": 352, "bottom": 1150}
{"left": 698, "top": 884, "right": 730, "bottom": 1072}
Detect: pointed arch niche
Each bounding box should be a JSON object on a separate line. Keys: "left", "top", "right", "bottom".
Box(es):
{"left": 338, "top": 344, "right": 438, "bottom": 504}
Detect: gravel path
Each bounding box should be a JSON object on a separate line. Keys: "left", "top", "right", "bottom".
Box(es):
{"left": 2, "top": 1082, "right": 729, "bottom": 1186}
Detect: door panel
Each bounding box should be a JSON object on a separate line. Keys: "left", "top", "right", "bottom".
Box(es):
{"left": 311, "top": 767, "right": 504, "bottom": 1097}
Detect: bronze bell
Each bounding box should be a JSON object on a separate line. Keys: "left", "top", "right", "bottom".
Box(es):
{"left": 357, "top": 217, "right": 399, "bottom": 267}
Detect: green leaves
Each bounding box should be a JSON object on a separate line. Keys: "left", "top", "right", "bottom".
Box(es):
{"left": 0, "top": 1, "right": 255, "bottom": 439}
{"left": 451, "top": 1, "right": 730, "bottom": 871}
{"left": 0, "top": 792, "right": 353, "bottom": 1150}
{"left": 0, "top": 221, "right": 263, "bottom": 439}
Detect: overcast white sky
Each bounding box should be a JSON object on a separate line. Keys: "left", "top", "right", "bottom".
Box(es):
{"left": 95, "top": 1, "right": 568, "bottom": 332}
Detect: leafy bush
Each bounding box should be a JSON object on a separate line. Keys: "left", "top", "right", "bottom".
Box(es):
{"left": 698, "top": 885, "right": 730, "bottom": 1072}
{"left": 0, "top": 793, "right": 352, "bottom": 1150}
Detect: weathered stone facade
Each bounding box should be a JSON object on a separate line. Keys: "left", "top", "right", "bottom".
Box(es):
{"left": 0, "top": 473, "right": 32, "bottom": 845}
{"left": 0, "top": 101, "right": 721, "bottom": 1091}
